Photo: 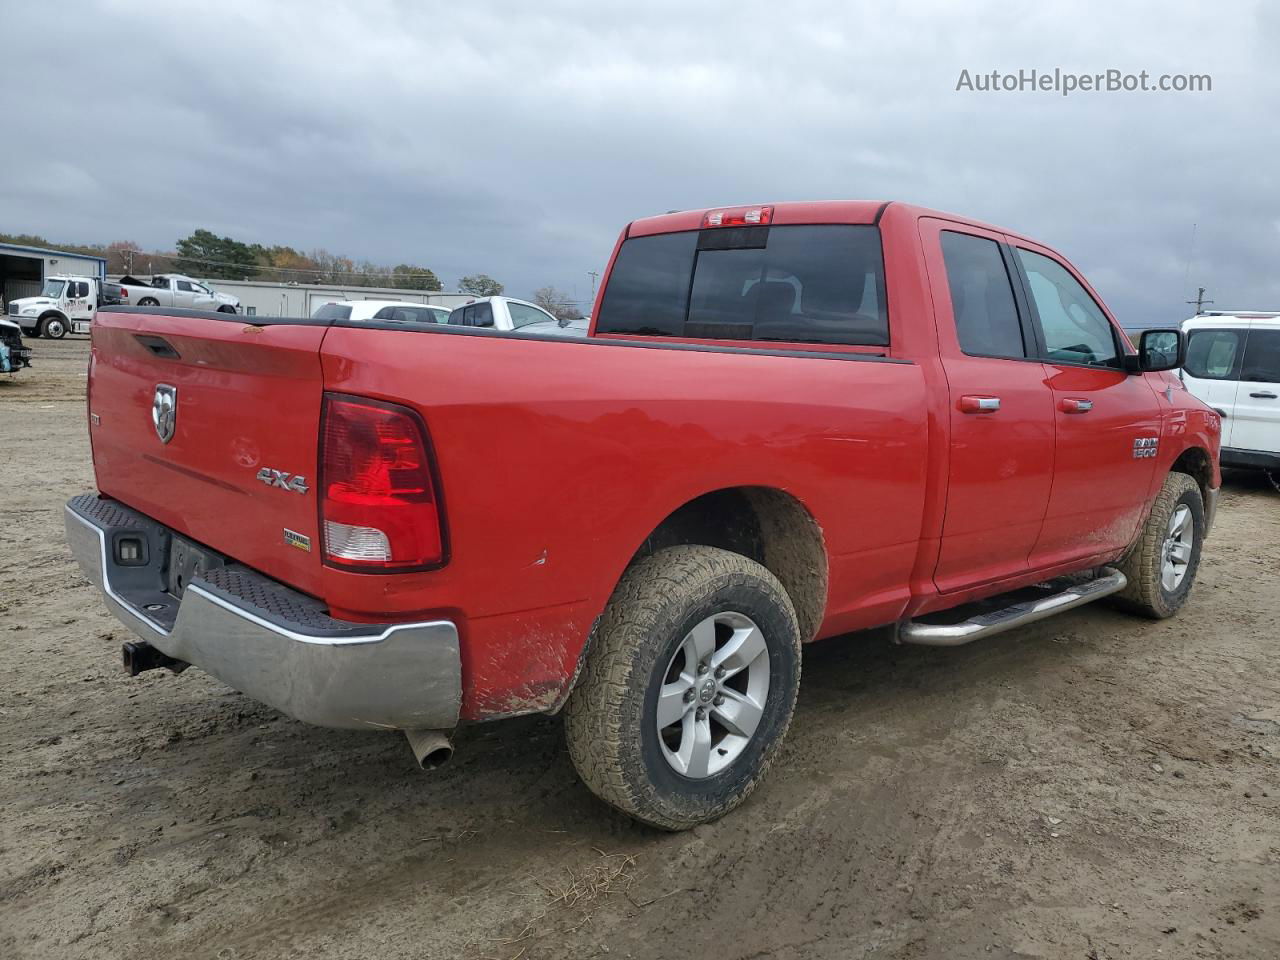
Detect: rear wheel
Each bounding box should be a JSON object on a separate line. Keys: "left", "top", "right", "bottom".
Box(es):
{"left": 564, "top": 545, "right": 801, "bottom": 830}
{"left": 137, "top": 297, "right": 159, "bottom": 307}
{"left": 41, "top": 315, "right": 67, "bottom": 339}
{"left": 1113, "top": 472, "right": 1204, "bottom": 618}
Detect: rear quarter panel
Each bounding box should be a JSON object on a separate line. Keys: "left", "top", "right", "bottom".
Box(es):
{"left": 318, "top": 328, "right": 930, "bottom": 719}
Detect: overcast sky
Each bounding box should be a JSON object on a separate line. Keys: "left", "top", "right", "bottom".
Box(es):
{"left": 3, "top": 0, "right": 1276, "bottom": 324}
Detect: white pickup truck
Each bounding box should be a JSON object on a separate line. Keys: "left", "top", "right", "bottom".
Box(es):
{"left": 115, "top": 274, "right": 241, "bottom": 314}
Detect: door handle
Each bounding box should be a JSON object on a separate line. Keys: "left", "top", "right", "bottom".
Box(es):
{"left": 958, "top": 395, "right": 1001, "bottom": 414}
{"left": 1249, "top": 391, "right": 1277, "bottom": 399}
{"left": 1060, "top": 397, "right": 1093, "bottom": 414}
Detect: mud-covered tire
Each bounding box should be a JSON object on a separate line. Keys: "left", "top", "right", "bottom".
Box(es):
{"left": 564, "top": 545, "right": 801, "bottom": 830}
{"left": 1112, "top": 472, "right": 1204, "bottom": 619}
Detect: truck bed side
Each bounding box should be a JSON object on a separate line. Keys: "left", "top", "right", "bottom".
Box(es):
{"left": 87, "top": 312, "right": 929, "bottom": 719}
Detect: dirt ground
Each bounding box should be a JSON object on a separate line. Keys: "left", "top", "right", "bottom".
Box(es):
{"left": 1, "top": 336, "right": 1277, "bottom": 960}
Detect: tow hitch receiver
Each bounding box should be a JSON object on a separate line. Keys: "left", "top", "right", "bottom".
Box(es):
{"left": 122, "top": 641, "right": 188, "bottom": 676}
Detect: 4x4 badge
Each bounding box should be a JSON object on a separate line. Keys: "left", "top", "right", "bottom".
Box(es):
{"left": 256, "top": 467, "right": 310, "bottom": 494}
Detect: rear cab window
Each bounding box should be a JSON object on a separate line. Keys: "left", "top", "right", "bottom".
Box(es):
{"left": 596, "top": 224, "right": 889, "bottom": 347}
{"left": 373, "top": 305, "right": 441, "bottom": 324}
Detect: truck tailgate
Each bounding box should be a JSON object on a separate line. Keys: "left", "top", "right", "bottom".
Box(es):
{"left": 89, "top": 311, "right": 326, "bottom": 589}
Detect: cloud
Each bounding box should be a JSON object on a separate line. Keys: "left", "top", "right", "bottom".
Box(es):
{"left": 1, "top": 0, "right": 1276, "bottom": 321}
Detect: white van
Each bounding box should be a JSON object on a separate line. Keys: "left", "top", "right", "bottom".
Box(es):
{"left": 1181, "top": 312, "right": 1280, "bottom": 472}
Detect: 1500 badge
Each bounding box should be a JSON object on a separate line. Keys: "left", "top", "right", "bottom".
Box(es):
{"left": 1133, "top": 437, "right": 1159, "bottom": 459}
{"left": 256, "top": 467, "right": 310, "bottom": 494}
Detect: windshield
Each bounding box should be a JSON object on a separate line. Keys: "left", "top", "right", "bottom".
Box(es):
{"left": 312, "top": 303, "right": 353, "bottom": 320}
{"left": 507, "top": 301, "right": 558, "bottom": 328}
{"left": 41, "top": 280, "right": 67, "bottom": 299}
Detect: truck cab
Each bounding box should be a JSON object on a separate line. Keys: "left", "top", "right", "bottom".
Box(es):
{"left": 8, "top": 275, "right": 102, "bottom": 338}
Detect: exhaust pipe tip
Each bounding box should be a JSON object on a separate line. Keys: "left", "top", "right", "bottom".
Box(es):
{"left": 405, "top": 728, "right": 454, "bottom": 770}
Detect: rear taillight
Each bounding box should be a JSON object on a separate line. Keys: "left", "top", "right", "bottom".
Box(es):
{"left": 319, "top": 394, "right": 446, "bottom": 571}
{"left": 701, "top": 205, "right": 774, "bottom": 228}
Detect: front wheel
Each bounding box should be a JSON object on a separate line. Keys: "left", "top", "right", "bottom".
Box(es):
{"left": 41, "top": 315, "right": 67, "bottom": 339}
{"left": 1113, "top": 472, "right": 1204, "bottom": 618}
{"left": 564, "top": 545, "right": 801, "bottom": 830}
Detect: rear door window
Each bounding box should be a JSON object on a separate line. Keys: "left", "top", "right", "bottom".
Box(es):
{"left": 1241, "top": 329, "right": 1280, "bottom": 382}
{"left": 939, "top": 232, "right": 1026, "bottom": 358}
{"left": 1184, "top": 329, "right": 1244, "bottom": 379}
{"left": 596, "top": 225, "right": 888, "bottom": 346}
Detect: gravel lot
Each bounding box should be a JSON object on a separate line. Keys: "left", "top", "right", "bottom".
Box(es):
{"left": 2, "top": 336, "right": 1278, "bottom": 960}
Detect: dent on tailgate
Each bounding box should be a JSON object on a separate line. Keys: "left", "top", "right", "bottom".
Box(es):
{"left": 90, "top": 312, "right": 328, "bottom": 592}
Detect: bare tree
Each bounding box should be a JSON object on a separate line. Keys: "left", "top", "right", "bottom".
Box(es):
{"left": 533, "top": 285, "right": 583, "bottom": 321}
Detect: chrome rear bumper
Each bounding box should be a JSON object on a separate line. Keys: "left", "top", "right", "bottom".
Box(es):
{"left": 65, "top": 494, "right": 461, "bottom": 731}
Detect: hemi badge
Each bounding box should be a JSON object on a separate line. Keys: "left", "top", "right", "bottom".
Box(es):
{"left": 283, "top": 529, "right": 312, "bottom": 552}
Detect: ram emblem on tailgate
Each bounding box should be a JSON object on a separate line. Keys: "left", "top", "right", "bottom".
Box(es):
{"left": 152, "top": 384, "right": 177, "bottom": 444}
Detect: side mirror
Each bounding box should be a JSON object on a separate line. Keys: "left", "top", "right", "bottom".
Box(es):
{"left": 1133, "top": 329, "right": 1185, "bottom": 373}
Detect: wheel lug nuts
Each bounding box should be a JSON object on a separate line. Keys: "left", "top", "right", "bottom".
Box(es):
{"left": 695, "top": 707, "right": 706, "bottom": 720}
{"left": 714, "top": 666, "right": 725, "bottom": 678}
{"left": 697, "top": 662, "right": 709, "bottom": 675}
{"left": 684, "top": 689, "right": 695, "bottom": 703}
{"left": 713, "top": 694, "right": 725, "bottom": 706}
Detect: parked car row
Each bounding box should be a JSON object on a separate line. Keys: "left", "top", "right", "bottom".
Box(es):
{"left": 310, "top": 295, "right": 588, "bottom": 338}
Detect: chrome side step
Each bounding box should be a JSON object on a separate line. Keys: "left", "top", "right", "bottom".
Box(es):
{"left": 898, "top": 567, "right": 1128, "bottom": 647}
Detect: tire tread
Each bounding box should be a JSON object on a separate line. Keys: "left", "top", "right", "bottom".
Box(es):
{"left": 564, "top": 545, "right": 800, "bottom": 830}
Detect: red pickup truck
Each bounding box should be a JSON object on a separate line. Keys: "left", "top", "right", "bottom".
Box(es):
{"left": 67, "top": 201, "right": 1221, "bottom": 829}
